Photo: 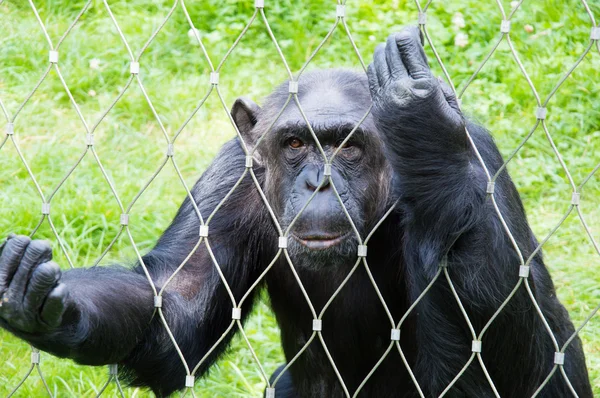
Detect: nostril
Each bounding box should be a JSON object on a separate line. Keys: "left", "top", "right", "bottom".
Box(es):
{"left": 303, "top": 165, "right": 331, "bottom": 192}
{"left": 306, "top": 176, "right": 330, "bottom": 192}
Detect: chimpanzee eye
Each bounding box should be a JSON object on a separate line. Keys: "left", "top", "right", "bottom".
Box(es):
{"left": 336, "top": 139, "right": 354, "bottom": 149}
{"left": 288, "top": 138, "right": 304, "bottom": 149}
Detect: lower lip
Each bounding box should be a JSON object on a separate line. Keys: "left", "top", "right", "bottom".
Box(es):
{"left": 292, "top": 232, "right": 351, "bottom": 250}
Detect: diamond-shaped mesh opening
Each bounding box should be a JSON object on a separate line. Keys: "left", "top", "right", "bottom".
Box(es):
{"left": 1, "top": 0, "right": 599, "bottom": 397}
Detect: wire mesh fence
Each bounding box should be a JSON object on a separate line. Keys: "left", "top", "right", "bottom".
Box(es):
{"left": 0, "top": 0, "right": 599, "bottom": 397}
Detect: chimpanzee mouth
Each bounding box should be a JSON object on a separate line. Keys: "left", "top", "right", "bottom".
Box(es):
{"left": 291, "top": 231, "right": 353, "bottom": 250}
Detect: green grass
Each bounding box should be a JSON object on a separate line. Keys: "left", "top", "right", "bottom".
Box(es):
{"left": 0, "top": 0, "right": 599, "bottom": 396}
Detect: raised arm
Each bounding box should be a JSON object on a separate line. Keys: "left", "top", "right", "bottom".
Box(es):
{"left": 367, "top": 27, "right": 483, "bottom": 270}
{"left": 367, "top": 27, "right": 591, "bottom": 396}
{"left": 0, "top": 138, "right": 274, "bottom": 396}
{"left": 367, "top": 27, "right": 531, "bottom": 298}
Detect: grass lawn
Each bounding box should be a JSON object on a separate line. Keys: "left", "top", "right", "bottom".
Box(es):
{"left": 0, "top": 0, "right": 599, "bottom": 396}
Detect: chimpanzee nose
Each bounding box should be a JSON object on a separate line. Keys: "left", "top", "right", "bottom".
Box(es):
{"left": 305, "top": 166, "right": 330, "bottom": 192}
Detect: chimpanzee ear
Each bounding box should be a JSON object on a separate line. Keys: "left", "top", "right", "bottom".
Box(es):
{"left": 231, "top": 96, "right": 260, "bottom": 142}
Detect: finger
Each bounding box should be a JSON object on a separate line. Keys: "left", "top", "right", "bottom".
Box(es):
{"left": 367, "top": 64, "right": 380, "bottom": 95}
{"left": 8, "top": 240, "right": 52, "bottom": 300}
{"left": 439, "top": 78, "right": 461, "bottom": 112}
{"left": 385, "top": 34, "right": 407, "bottom": 79}
{"left": 0, "top": 235, "right": 31, "bottom": 294}
{"left": 373, "top": 43, "right": 390, "bottom": 86}
{"left": 24, "top": 261, "right": 61, "bottom": 313}
{"left": 0, "top": 234, "right": 17, "bottom": 255}
{"left": 396, "top": 27, "right": 430, "bottom": 79}
{"left": 40, "top": 283, "right": 67, "bottom": 328}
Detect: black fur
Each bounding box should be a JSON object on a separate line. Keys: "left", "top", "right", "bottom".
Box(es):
{"left": 0, "top": 28, "right": 591, "bottom": 398}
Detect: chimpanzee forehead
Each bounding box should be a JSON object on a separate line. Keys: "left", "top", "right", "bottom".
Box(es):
{"left": 272, "top": 78, "right": 374, "bottom": 133}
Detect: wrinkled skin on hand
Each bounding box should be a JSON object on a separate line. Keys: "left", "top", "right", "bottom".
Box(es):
{"left": 367, "top": 27, "right": 464, "bottom": 135}
{"left": 0, "top": 235, "right": 67, "bottom": 334}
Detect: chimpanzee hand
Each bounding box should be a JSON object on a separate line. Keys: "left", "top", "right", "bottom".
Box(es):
{"left": 0, "top": 235, "right": 67, "bottom": 334}
{"left": 367, "top": 27, "right": 463, "bottom": 134}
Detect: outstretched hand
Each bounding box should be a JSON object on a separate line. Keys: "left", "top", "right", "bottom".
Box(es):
{"left": 367, "top": 27, "right": 463, "bottom": 134}
{"left": 0, "top": 235, "right": 67, "bottom": 334}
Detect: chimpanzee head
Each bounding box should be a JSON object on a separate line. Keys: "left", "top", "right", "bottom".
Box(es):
{"left": 232, "top": 70, "right": 392, "bottom": 268}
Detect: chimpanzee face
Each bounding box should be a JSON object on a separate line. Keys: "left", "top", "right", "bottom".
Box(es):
{"left": 232, "top": 70, "right": 391, "bottom": 268}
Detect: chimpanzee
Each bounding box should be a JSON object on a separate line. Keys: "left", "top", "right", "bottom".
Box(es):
{"left": 0, "top": 27, "right": 592, "bottom": 397}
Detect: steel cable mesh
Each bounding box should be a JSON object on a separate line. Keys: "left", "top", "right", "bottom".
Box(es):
{"left": 0, "top": 0, "right": 599, "bottom": 397}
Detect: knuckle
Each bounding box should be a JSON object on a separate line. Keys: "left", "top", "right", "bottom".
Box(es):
{"left": 410, "top": 80, "right": 436, "bottom": 94}
{"left": 9, "top": 235, "right": 31, "bottom": 249}
{"left": 395, "top": 30, "right": 413, "bottom": 42}
{"left": 27, "top": 240, "right": 51, "bottom": 254}
{"left": 36, "top": 262, "right": 61, "bottom": 282}
{"left": 44, "top": 261, "right": 61, "bottom": 274}
{"left": 13, "top": 235, "right": 31, "bottom": 244}
{"left": 414, "top": 75, "right": 435, "bottom": 85}
{"left": 33, "top": 270, "right": 51, "bottom": 284}
{"left": 396, "top": 28, "right": 421, "bottom": 46}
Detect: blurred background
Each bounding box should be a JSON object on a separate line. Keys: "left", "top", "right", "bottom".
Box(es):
{"left": 0, "top": 0, "right": 599, "bottom": 396}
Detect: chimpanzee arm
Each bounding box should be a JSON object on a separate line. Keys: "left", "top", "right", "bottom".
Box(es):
{"left": 0, "top": 245, "right": 155, "bottom": 364}
{"left": 368, "top": 28, "right": 590, "bottom": 397}
{"left": 0, "top": 138, "right": 274, "bottom": 396}
{"left": 367, "top": 27, "right": 531, "bottom": 294}
{"left": 119, "top": 139, "right": 274, "bottom": 395}
{"left": 367, "top": 27, "right": 482, "bottom": 272}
